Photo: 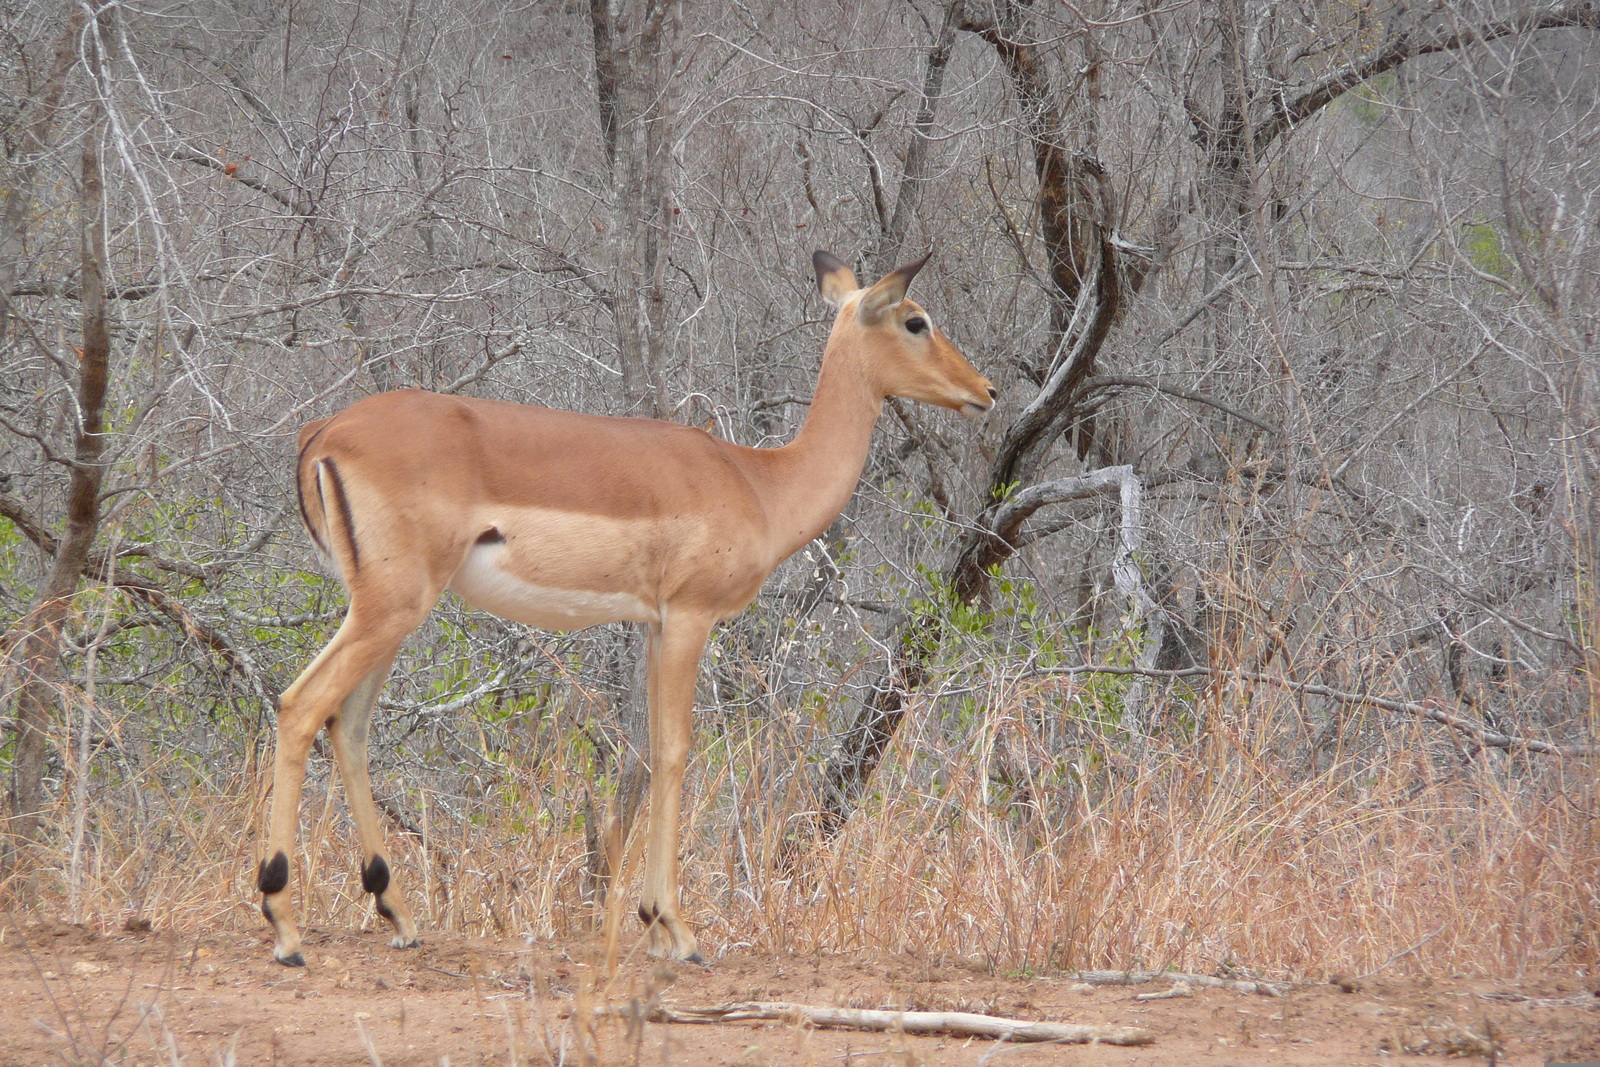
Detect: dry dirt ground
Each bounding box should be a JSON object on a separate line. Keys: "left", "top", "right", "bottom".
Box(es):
{"left": 0, "top": 919, "right": 1595, "bottom": 1066}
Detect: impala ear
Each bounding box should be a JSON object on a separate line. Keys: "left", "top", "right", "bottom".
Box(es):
{"left": 813, "top": 251, "right": 858, "bottom": 310}
{"left": 857, "top": 253, "right": 930, "bottom": 325}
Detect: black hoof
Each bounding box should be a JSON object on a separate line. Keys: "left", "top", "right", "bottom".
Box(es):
{"left": 684, "top": 951, "right": 707, "bottom": 966}
{"left": 276, "top": 951, "right": 306, "bottom": 968}
{"left": 397, "top": 938, "right": 421, "bottom": 950}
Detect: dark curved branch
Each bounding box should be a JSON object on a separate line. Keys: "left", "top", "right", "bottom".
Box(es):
{"left": 1255, "top": 1, "right": 1600, "bottom": 151}
{"left": 7, "top": 280, "right": 166, "bottom": 301}
{"left": 987, "top": 220, "right": 1122, "bottom": 495}
{"left": 165, "top": 146, "right": 305, "bottom": 215}
{"left": 1080, "top": 374, "right": 1280, "bottom": 435}
{"left": 959, "top": 4, "right": 1100, "bottom": 313}
{"left": 0, "top": 493, "right": 54, "bottom": 552}
{"left": 1025, "top": 664, "right": 1598, "bottom": 758}
{"left": 0, "top": 492, "right": 235, "bottom": 587}
{"left": 1, "top": 488, "right": 278, "bottom": 704}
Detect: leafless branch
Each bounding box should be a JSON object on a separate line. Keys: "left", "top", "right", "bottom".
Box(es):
{"left": 1025, "top": 664, "right": 1598, "bottom": 758}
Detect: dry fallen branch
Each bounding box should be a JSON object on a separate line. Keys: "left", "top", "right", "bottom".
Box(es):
{"left": 1074, "top": 969, "right": 1290, "bottom": 997}
{"left": 1135, "top": 982, "right": 1195, "bottom": 1001}
{"left": 602, "top": 1000, "right": 1155, "bottom": 1045}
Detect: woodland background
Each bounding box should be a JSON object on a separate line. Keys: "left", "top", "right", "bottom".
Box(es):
{"left": 1, "top": 0, "right": 1598, "bottom": 979}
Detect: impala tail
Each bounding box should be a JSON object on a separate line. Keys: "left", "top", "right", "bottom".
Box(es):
{"left": 295, "top": 420, "right": 361, "bottom": 580}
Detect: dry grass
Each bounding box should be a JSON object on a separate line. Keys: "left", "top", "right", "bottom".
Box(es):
{"left": 8, "top": 666, "right": 1595, "bottom": 985}
{"left": 681, "top": 676, "right": 1597, "bottom": 980}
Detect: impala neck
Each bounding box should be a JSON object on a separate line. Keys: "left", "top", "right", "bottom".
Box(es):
{"left": 760, "top": 331, "right": 884, "bottom": 563}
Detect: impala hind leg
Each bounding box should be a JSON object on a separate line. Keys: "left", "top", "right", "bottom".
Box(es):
{"left": 326, "top": 653, "right": 420, "bottom": 950}
{"left": 260, "top": 611, "right": 414, "bottom": 966}
{"left": 637, "top": 613, "right": 714, "bottom": 963}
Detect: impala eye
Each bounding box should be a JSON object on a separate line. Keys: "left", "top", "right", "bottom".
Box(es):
{"left": 905, "top": 316, "right": 927, "bottom": 335}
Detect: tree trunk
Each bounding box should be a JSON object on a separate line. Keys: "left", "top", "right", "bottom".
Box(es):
{"left": 958, "top": 2, "right": 1105, "bottom": 385}
{"left": 867, "top": 0, "right": 965, "bottom": 275}
{"left": 593, "top": 0, "right": 680, "bottom": 419}
{"left": 8, "top": 44, "right": 112, "bottom": 868}
{"left": 586, "top": 0, "right": 682, "bottom": 879}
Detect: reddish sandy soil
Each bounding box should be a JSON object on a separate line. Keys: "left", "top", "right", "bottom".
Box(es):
{"left": 0, "top": 919, "right": 1595, "bottom": 1065}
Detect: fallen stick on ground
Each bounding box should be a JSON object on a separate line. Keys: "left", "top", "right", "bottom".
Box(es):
{"left": 601, "top": 1000, "right": 1155, "bottom": 1045}
{"left": 1075, "top": 970, "right": 1290, "bottom": 996}
{"left": 1134, "top": 982, "right": 1196, "bottom": 1001}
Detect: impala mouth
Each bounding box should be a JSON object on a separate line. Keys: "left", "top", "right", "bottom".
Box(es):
{"left": 959, "top": 397, "right": 996, "bottom": 418}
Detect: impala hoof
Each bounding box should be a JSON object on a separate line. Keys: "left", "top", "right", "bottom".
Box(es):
{"left": 391, "top": 936, "right": 421, "bottom": 950}
{"left": 684, "top": 951, "right": 707, "bottom": 967}
{"left": 275, "top": 950, "right": 306, "bottom": 968}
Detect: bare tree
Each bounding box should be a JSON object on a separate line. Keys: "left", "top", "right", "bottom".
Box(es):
{"left": 813, "top": 0, "right": 1600, "bottom": 829}
{"left": 6, "top": 1, "right": 112, "bottom": 865}
{"left": 592, "top": 0, "right": 682, "bottom": 418}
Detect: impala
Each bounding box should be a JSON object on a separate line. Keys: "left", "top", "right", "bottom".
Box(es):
{"left": 259, "top": 251, "right": 995, "bottom": 966}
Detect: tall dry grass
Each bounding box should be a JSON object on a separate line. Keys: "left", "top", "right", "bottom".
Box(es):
{"left": 7, "top": 660, "right": 1594, "bottom": 983}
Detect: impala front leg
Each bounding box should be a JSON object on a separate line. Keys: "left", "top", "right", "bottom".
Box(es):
{"left": 638, "top": 612, "right": 714, "bottom": 963}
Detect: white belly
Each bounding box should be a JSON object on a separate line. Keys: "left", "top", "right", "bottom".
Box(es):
{"left": 448, "top": 544, "right": 659, "bottom": 630}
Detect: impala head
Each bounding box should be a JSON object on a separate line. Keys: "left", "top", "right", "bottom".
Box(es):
{"left": 813, "top": 250, "right": 996, "bottom": 418}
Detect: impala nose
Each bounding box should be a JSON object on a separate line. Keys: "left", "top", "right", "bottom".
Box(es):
{"left": 961, "top": 382, "right": 997, "bottom": 418}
